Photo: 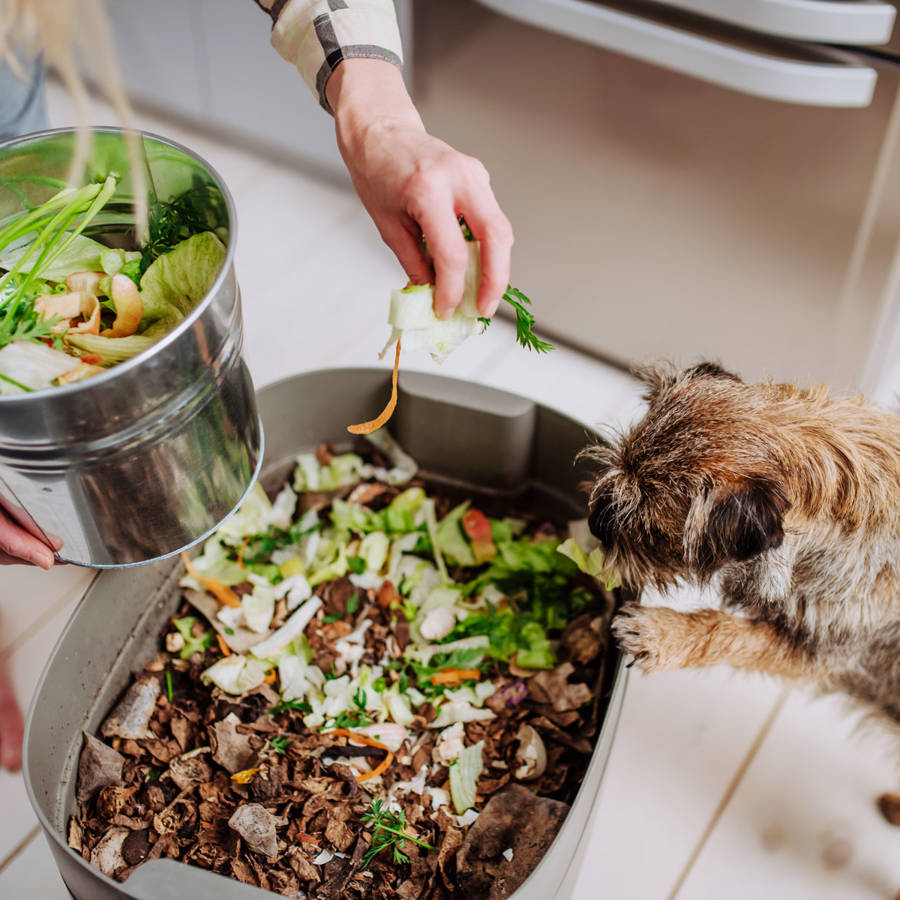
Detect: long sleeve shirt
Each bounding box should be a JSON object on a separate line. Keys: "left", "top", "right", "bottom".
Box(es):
{"left": 253, "top": 0, "right": 404, "bottom": 112}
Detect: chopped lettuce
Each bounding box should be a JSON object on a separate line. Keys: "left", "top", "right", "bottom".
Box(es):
{"left": 557, "top": 534, "right": 619, "bottom": 591}
{"left": 218, "top": 483, "right": 273, "bottom": 545}
{"left": 435, "top": 503, "right": 476, "bottom": 567}
{"left": 172, "top": 616, "right": 213, "bottom": 660}
{"left": 202, "top": 655, "right": 267, "bottom": 695}
{"left": 242, "top": 581, "right": 277, "bottom": 633}
{"left": 180, "top": 534, "right": 246, "bottom": 589}
{"left": 449, "top": 740, "right": 485, "bottom": 814}
{"left": 359, "top": 532, "right": 390, "bottom": 573}
{"left": 293, "top": 452, "right": 367, "bottom": 492}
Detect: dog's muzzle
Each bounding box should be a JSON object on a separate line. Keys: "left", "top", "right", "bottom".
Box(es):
{"left": 588, "top": 488, "right": 618, "bottom": 550}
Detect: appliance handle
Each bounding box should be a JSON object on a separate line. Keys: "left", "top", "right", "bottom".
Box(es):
{"left": 650, "top": 0, "right": 895, "bottom": 45}
{"left": 474, "top": 0, "right": 878, "bottom": 107}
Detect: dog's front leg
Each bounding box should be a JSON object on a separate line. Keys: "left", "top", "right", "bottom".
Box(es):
{"left": 612, "top": 603, "right": 812, "bottom": 679}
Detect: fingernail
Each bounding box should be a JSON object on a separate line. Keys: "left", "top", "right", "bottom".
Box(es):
{"left": 486, "top": 298, "right": 500, "bottom": 317}
{"left": 437, "top": 306, "right": 453, "bottom": 321}
{"left": 32, "top": 549, "right": 54, "bottom": 569}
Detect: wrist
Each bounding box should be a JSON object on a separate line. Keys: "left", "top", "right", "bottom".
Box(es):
{"left": 328, "top": 59, "right": 424, "bottom": 151}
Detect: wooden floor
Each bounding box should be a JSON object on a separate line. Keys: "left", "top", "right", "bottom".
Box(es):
{"left": 2, "top": 82, "right": 900, "bottom": 900}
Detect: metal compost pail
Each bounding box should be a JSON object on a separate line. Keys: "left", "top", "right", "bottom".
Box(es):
{"left": 0, "top": 128, "right": 262, "bottom": 567}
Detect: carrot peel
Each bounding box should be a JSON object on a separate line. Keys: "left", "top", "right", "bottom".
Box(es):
{"left": 327, "top": 728, "right": 394, "bottom": 783}
{"left": 180, "top": 552, "right": 242, "bottom": 608}
{"left": 430, "top": 668, "right": 482, "bottom": 686}
{"left": 348, "top": 339, "right": 401, "bottom": 435}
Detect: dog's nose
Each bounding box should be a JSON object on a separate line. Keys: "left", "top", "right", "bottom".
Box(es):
{"left": 588, "top": 489, "right": 617, "bottom": 548}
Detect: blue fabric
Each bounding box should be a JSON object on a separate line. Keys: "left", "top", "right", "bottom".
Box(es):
{"left": 0, "top": 55, "right": 48, "bottom": 142}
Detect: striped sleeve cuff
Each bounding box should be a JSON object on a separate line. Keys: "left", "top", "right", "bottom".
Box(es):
{"left": 269, "top": 0, "right": 404, "bottom": 113}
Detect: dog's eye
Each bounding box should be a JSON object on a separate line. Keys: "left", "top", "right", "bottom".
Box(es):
{"left": 588, "top": 489, "right": 617, "bottom": 548}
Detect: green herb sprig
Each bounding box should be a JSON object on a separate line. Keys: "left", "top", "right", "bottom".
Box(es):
{"left": 502, "top": 286, "right": 555, "bottom": 354}
{"left": 361, "top": 799, "right": 437, "bottom": 868}
{"left": 270, "top": 695, "right": 312, "bottom": 716}
{"left": 0, "top": 177, "right": 117, "bottom": 351}
{"left": 269, "top": 736, "right": 292, "bottom": 756}
{"left": 323, "top": 687, "right": 373, "bottom": 731}
{"left": 456, "top": 216, "right": 553, "bottom": 354}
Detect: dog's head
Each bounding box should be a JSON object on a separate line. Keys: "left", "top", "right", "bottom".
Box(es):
{"left": 583, "top": 363, "right": 790, "bottom": 591}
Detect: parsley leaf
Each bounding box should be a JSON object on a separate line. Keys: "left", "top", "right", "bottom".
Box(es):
{"left": 502, "top": 286, "right": 554, "bottom": 354}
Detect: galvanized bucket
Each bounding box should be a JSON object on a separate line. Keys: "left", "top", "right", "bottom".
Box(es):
{"left": 0, "top": 128, "right": 262, "bottom": 567}
{"left": 24, "top": 367, "right": 630, "bottom": 900}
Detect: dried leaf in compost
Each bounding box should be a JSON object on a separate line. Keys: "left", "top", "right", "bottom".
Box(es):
{"left": 77, "top": 732, "right": 125, "bottom": 803}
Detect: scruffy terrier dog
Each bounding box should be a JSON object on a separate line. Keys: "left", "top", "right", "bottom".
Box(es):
{"left": 583, "top": 362, "right": 900, "bottom": 729}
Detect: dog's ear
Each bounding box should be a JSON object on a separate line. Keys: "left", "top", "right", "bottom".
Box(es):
{"left": 684, "top": 478, "right": 789, "bottom": 572}
{"left": 636, "top": 364, "right": 677, "bottom": 404}
{"left": 684, "top": 361, "right": 742, "bottom": 383}
{"left": 637, "top": 361, "right": 741, "bottom": 404}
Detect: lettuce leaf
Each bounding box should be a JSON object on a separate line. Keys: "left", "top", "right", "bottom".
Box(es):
{"left": 65, "top": 332, "right": 156, "bottom": 364}
{"left": 138, "top": 231, "right": 225, "bottom": 326}
{"left": 557, "top": 536, "right": 619, "bottom": 591}
{"left": 0, "top": 234, "right": 137, "bottom": 283}
{"left": 435, "top": 503, "right": 475, "bottom": 567}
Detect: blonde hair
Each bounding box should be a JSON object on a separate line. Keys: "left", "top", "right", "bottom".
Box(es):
{"left": 0, "top": 0, "right": 148, "bottom": 237}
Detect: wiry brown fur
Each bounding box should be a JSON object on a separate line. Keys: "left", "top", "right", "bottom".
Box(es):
{"left": 582, "top": 362, "right": 900, "bottom": 723}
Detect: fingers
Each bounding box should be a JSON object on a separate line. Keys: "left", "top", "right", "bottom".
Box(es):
{"left": 378, "top": 218, "right": 432, "bottom": 286}
{"left": 464, "top": 198, "right": 513, "bottom": 317}
{"left": 0, "top": 510, "right": 54, "bottom": 568}
{"left": 403, "top": 150, "right": 512, "bottom": 319}
{"left": 0, "top": 665, "right": 23, "bottom": 771}
{"left": 415, "top": 204, "right": 468, "bottom": 320}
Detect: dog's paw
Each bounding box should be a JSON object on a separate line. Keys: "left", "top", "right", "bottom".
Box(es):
{"left": 612, "top": 604, "right": 683, "bottom": 673}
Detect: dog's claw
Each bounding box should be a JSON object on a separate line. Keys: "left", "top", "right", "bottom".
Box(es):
{"left": 612, "top": 604, "right": 665, "bottom": 672}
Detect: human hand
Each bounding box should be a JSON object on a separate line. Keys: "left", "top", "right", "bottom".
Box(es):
{"left": 0, "top": 659, "right": 23, "bottom": 771}
{"left": 0, "top": 507, "right": 55, "bottom": 568}
{"left": 327, "top": 59, "right": 513, "bottom": 320}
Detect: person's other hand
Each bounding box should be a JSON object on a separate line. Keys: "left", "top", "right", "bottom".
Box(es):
{"left": 0, "top": 659, "right": 23, "bottom": 771}
{"left": 0, "top": 507, "right": 55, "bottom": 568}
{"left": 327, "top": 59, "right": 513, "bottom": 320}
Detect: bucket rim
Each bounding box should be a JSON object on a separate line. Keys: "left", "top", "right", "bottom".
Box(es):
{"left": 0, "top": 125, "right": 238, "bottom": 405}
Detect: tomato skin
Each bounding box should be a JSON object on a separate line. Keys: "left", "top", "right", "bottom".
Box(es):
{"left": 462, "top": 509, "right": 496, "bottom": 563}
{"left": 462, "top": 509, "right": 492, "bottom": 543}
